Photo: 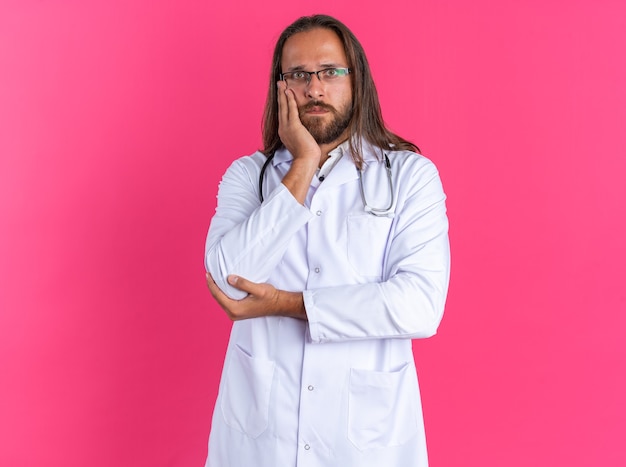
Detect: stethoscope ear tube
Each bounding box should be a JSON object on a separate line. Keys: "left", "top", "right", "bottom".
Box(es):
{"left": 259, "top": 153, "right": 275, "bottom": 203}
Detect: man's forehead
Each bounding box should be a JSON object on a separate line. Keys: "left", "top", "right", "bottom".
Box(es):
{"left": 281, "top": 28, "right": 347, "bottom": 68}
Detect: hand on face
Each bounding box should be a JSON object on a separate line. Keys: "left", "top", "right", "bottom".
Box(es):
{"left": 277, "top": 80, "right": 321, "bottom": 166}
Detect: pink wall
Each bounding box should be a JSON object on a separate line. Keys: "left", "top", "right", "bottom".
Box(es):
{"left": 1, "top": 1, "right": 624, "bottom": 466}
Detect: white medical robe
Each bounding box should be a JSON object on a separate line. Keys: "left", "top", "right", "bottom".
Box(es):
{"left": 204, "top": 141, "right": 450, "bottom": 467}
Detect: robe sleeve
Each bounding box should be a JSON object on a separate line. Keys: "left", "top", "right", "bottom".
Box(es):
{"left": 305, "top": 160, "right": 450, "bottom": 342}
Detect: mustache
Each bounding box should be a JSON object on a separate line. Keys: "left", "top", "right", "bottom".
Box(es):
{"left": 300, "top": 101, "right": 337, "bottom": 113}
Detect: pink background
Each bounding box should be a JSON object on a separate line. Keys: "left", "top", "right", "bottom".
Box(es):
{"left": 1, "top": 1, "right": 625, "bottom": 466}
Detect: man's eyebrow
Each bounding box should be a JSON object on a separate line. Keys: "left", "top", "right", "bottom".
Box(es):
{"left": 318, "top": 63, "right": 343, "bottom": 69}
{"left": 284, "top": 63, "right": 344, "bottom": 72}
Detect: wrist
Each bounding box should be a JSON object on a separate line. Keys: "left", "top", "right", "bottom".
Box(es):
{"left": 290, "top": 155, "right": 319, "bottom": 173}
{"left": 281, "top": 161, "right": 317, "bottom": 203}
{"left": 277, "top": 290, "right": 307, "bottom": 321}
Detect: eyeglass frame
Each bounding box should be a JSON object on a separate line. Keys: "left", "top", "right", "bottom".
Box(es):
{"left": 279, "top": 67, "right": 351, "bottom": 86}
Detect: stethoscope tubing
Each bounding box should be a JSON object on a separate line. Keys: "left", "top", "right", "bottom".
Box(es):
{"left": 258, "top": 152, "right": 394, "bottom": 217}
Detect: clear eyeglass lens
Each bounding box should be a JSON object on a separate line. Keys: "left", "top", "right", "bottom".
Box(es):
{"left": 321, "top": 69, "right": 339, "bottom": 80}
{"left": 292, "top": 72, "right": 308, "bottom": 83}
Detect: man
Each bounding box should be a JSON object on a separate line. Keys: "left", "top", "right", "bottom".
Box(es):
{"left": 204, "top": 14, "right": 449, "bottom": 467}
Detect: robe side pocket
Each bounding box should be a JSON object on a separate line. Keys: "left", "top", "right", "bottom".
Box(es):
{"left": 348, "top": 362, "right": 418, "bottom": 450}
{"left": 220, "top": 344, "right": 275, "bottom": 438}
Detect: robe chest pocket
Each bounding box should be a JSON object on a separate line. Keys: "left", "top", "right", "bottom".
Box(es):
{"left": 346, "top": 214, "right": 393, "bottom": 278}
{"left": 348, "top": 363, "right": 418, "bottom": 450}
{"left": 220, "top": 345, "right": 275, "bottom": 438}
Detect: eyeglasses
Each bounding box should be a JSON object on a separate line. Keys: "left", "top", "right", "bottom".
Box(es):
{"left": 280, "top": 67, "right": 350, "bottom": 87}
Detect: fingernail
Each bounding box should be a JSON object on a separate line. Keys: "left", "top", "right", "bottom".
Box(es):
{"left": 228, "top": 275, "right": 238, "bottom": 285}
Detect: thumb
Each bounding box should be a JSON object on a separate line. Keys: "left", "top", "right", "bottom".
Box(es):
{"left": 227, "top": 274, "right": 254, "bottom": 291}
{"left": 227, "top": 275, "right": 265, "bottom": 295}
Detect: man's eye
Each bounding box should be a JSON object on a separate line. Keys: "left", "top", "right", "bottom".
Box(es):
{"left": 291, "top": 72, "right": 307, "bottom": 81}
{"left": 323, "top": 68, "right": 339, "bottom": 78}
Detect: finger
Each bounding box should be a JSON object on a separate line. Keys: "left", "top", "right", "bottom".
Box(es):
{"left": 228, "top": 275, "right": 273, "bottom": 297}
{"left": 284, "top": 87, "right": 301, "bottom": 124}
{"left": 277, "top": 81, "right": 289, "bottom": 124}
{"left": 206, "top": 272, "right": 217, "bottom": 290}
{"left": 205, "top": 272, "right": 220, "bottom": 296}
{"left": 227, "top": 274, "right": 266, "bottom": 296}
{"left": 206, "top": 273, "right": 229, "bottom": 302}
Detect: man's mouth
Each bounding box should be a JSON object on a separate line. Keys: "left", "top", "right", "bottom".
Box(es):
{"left": 302, "top": 102, "right": 334, "bottom": 115}
{"left": 306, "top": 107, "right": 328, "bottom": 114}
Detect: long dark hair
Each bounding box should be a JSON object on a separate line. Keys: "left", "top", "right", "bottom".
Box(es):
{"left": 262, "top": 14, "right": 419, "bottom": 168}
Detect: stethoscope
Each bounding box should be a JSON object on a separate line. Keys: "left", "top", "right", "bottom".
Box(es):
{"left": 258, "top": 152, "right": 395, "bottom": 217}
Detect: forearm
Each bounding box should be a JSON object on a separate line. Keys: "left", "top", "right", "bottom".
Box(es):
{"left": 277, "top": 289, "right": 307, "bottom": 320}
{"left": 206, "top": 165, "right": 313, "bottom": 299}
{"left": 305, "top": 261, "right": 449, "bottom": 343}
{"left": 281, "top": 158, "right": 318, "bottom": 204}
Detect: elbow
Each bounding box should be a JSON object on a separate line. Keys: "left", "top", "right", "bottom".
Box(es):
{"left": 407, "top": 300, "right": 445, "bottom": 339}
{"left": 205, "top": 246, "right": 248, "bottom": 301}
{"left": 389, "top": 275, "right": 448, "bottom": 339}
{"left": 402, "top": 293, "right": 444, "bottom": 338}
{"left": 408, "top": 303, "right": 445, "bottom": 339}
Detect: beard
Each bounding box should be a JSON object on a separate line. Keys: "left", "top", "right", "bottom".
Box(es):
{"left": 299, "top": 101, "right": 353, "bottom": 145}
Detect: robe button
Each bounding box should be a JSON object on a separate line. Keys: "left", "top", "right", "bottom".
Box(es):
{"left": 316, "top": 210, "right": 322, "bottom": 216}
{"left": 308, "top": 385, "right": 314, "bottom": 391}
{"left": 304, "top": 444, "right": 311, "bottom": 450}
{"left": 314, "top": 267, "right": 320, "bottom": 273}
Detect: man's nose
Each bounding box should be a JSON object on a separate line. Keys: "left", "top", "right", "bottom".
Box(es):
{"left": 305, "top": 73, "right": 324, "bottom": 98}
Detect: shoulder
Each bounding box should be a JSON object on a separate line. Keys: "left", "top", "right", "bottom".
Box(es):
{"left": 220, "top": 150, "right": 268, "bottom": 182}
{"left": 214, "top": 151, "right": 268, "bottom": 195}
{"left": 387, "top": 149, "right": 442, "bottom": 180}
{"left": 384, "top": 150, "right": 447, "bottom": 203}
{"left": 227, "top": 150, "right": 267, "bottom": 173}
